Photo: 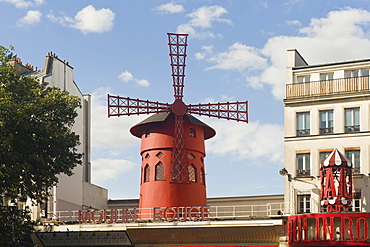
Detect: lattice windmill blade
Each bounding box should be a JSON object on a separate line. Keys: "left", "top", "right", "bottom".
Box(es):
{"left": 168, "top": 33, "right": 189, "bottom": 183}
{"left": 168, "top": 33, "right": 188, "bottom": 100}
{"left": 187, "top": 101, "right": 249, "bottom": 123}
{"left": 108, "top": 95, "right": 171, "bottom": 117}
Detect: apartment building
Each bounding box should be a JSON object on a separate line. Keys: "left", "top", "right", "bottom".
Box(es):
{"left": 9, "top": 53, "right": 108, "bottom": 220}
{"left": 283, "top": 49, "right": 370, "bottom": 215}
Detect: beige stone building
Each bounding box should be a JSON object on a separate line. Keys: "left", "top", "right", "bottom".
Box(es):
{"left": 283, "top": 49, "right": 370, "bottom": 215}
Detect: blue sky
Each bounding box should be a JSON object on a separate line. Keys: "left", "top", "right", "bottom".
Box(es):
{"left": 2, "top": 0, "right": 370, "bottom": 199}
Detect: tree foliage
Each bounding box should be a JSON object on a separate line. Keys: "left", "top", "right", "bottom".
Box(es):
{"left": 0, "top": 46, "right": 82, "bottom": 243}
{"left": 0, "top": 45, "right": 83, "bottom": 243}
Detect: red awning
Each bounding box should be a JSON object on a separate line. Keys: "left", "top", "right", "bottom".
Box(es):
{"left": 321, "top": 148, "right": 351, "bottom": 168}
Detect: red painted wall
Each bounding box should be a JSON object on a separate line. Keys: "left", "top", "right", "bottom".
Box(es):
{"left": 137, "top": 114, "right": 208, "bottom": 211}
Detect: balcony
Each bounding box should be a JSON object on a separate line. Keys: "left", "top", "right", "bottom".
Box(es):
{"left": 297, "top": 129, "right": 310, "bottom": 136}
{"left": 319, "top": 127, "right": 334, "bottom": 135}
{"left": 345, "top": 125, "right": 360, "bottom": 133}
{"left": 297, "top": 169, "right": 310, "bottom": 177}
{"left": 286, "top": 76, "right": 370, "bottom": 99}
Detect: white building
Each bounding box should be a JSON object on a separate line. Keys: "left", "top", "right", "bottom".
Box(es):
{"left": 283, "top": 49, "right": 370, "bottom": 215}
{"left": 10, "top": 53, "right": 108, "bottom": 220}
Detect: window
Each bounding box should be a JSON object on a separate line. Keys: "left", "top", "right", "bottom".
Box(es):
{"left": 155, "top": 162, "right": 164, "bottom": 180}
{"left": 361, "top": 69, "right": 369, "bottom": 77}
{"left": 297, "top": 75, "right": 310, "bottom": 83}
{"left": 345, "top": 108, "right": 360, "bottom": 133}
{"left": 297, "top": 112, "right": 310, "bottom": 136}
{"left": 319, "top": 110, "right": 333, "bottom": 134}
{"left": 200, "top": 167, "right": 205, "bottom": 186}
{"left": 320, "top": 73, "right": 334, "bottom": 81}
{"left": 345, "top": 70, "right": 359, "bottom": 78}
{"left": 188, "top": 164, "right": 196, "bottom": 182}
{"left": 345, "top": 149, "right": 361, "bottom": 173}
{"left": 156, "top": 152, "right": 164, "bottom": 158}
{"left": 297, "top": 194, "right": 311, "bottom": 214}
{"left": 319, "top": 150, "right": 333, "bottom": 163}
{"left": 190, "top": 127, "right": 196, "bottom": 138}
{"left": 348, "top": 190, "right": 361, "bottom": 212}
{"left": 188, "top": 153, "right": 195, "bottom": 160}
{"left": 297, "top": 152, "right": 310, "bottom": 177}
{"left": 145, "top": 128, "right": 150, "bottom": 138}
{"left": 144, "top": 164, "right": 150, "bottom": 182}
{"left": 172, "top": 163, "right": 181, "bottom": 181}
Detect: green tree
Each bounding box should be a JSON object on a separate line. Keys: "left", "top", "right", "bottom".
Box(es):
{"left": 0, "top": 46, "right": 83, "bottom": 245}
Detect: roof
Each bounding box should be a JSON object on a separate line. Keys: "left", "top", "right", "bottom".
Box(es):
{"left": 130, "top": 112, "right": 216, "bottom": 139}
{"left": 293, "top": 58, "right": 370, "bottom": 70}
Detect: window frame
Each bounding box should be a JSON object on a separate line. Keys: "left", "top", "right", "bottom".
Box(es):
{"left": 296, "top": 75, "right": 310, "bottom": 84}
{"left": 188, "top": 164, "right": 196, "bottom": 183}
{"left": 345, "top": 70, "right": 359, "bottom": 78}
{"left": 297, "top": 194, "right": 311, "bottom": 214}
{"left": 320, "top": 73, "right": 334, "bottom": 81}
{"left": 344, "top": 107, "right": 360, "bottom": 133}
{"left": 144, "top": 164, "right": 150, "bottom": 182}
{"left": 319, "top": 110, "right": 334, "bottom": 135}
{"left": 348, "top": 190, "right": 361, "bottom": 212}
{"left": 345, "top": 148, "right": 361, "bottom": 174}
{"left": 297, "top": 112, "right": 310, "bottom": 136}
{"left": 296, "top": 152, "right": 311, "bottom": 177}
{"left": 155, "top": 162, "right": 165, "bottom": 181}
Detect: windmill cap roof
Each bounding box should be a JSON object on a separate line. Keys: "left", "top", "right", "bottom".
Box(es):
{"left": 130, "top": 112, "right": 216, "bottom": 139}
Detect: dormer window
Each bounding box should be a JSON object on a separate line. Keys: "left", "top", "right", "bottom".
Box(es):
{"left": 190, "top": 127, "right": 196, "bottom": 138}
{"left": 145, "top": 128, "right": 150, "bottom": 137}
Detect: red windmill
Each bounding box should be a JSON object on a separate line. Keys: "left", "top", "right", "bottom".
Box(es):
{"left": 108, "top": 33, "right": 248, "bottom": 217}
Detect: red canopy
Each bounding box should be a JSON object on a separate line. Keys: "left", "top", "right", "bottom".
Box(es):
{"left": 321, "top": 148, "right": 352, "bottom": 168}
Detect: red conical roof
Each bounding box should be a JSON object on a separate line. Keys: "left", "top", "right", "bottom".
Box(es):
{"left": 321, "top": 148, "right": 352, "bottom": 168}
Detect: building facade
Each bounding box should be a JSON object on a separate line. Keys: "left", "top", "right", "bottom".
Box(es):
{"left": 283, "top": 49, "right": 370, "bottom": 216}
{"left": 10, "top": 53, "right": 108, "bottom": 221}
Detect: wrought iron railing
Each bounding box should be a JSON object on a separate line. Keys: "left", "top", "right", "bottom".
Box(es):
{"left": 42, "top": 202, "right": 285, "bottom": 224}
{"left": 286, "top": 76, "right": 370, "bottom": 99}
{"left": 297, "top": 169, "right": 310, "bottom": 177}
{"left": 319, "top": 127, "right": 334, "bottom": 135}
{"left": 345, "top": 125, "right": 360, "bottom": 133}
{"left": 297, "top": 129, "right": 310, "bottom": 136}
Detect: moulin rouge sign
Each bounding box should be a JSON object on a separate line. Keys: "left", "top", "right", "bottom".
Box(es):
{"left": 78, "top": 206, "right": 210, "bottom": 224}
{"left": 287, "top": 213, "right": 370, "bottom": 246}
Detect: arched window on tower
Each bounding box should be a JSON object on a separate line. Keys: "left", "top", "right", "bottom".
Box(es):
{"left": 200, "top": 167, "right": 205, "bottom": 185}
{"left": 188, "top": 164, "right": 196, "bottom": 182}
{"left": 144, "top": 164, "right": 150, "bottom": 182}
{"left": 155, "top": 162, "right": 165, "bottom": 180}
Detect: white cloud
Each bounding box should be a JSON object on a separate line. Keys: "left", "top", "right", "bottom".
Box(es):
{"left": 207, "top": 42, "right": 268, "bottom": 71}
{"left": 118, "top": 70, "right": 150, "bottom": 87}
{"left": 48, "top": 5, "right": 115, "bottom": 34}
{"left": 72, "top": 5, "right": 115, "bottom": 34}
{"left": 220, "top": 95, "right": 235, "bottom": 101}
{"left": 91, "top": 87, "right": 146, "bottom": 152}
{"left": 155, "top": 2, "right": 184, "bottom": 14}
{"left": 17, "top": 10, "right": 41, "bottom": 27}
{"left": 92, "top": 158, "right": 138, "bottom": 183}
{"left": 286, "top": 20, "right": 301, "bottom": 26}
{"left": 205, "top": 119, "right": 284, "bottom": 164}
{"left": 0, "top": 0, "right": 44, "bottom": 8}
{"left": 118, "top": 70, "right": 134, "bottom": 82}
{"left": 200, "top": 7, "right": 370, "bottom": 100}
{"left": 47, "top": 11, "right": 74, "bottom": 26}
{"left": 177, "top": 5, "right": 232, "bottom": 39}
{"left": 137, "top": 79, "right": 150, "bottom": 87}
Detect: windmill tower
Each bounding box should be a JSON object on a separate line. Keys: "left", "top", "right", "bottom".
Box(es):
{"left": 108, "top": 33, "right": 248, "bottom": 214}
